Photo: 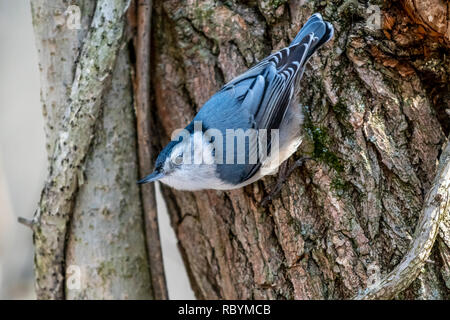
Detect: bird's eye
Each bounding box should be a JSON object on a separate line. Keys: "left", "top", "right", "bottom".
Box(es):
{"left": 172, "top": 153, "right": 183, "bottom": 165}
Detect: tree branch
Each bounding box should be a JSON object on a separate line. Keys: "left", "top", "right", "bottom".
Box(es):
{"left": 355, "top": 137, "right": 450, "bottom": 299}
{"left": 18, "top": 216, "right": 35, "bottom": 230}
{"left": 133, "top": 0, "right": 169, "bottom": 300}
{"left": 32, "top": 0, "right": 131, "bottom": 299}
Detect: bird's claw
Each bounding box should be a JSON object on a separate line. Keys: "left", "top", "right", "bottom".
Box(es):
{"left": 261, "top": 157, "right": 312, "bottom": 206}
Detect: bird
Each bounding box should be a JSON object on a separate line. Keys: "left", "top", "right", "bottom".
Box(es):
{"left": 138, "top": 13, "right": 334, "bottom": 191}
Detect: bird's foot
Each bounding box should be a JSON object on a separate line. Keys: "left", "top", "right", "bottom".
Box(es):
{"left": 261, "top": 157, "right": 311, "bottom": 206}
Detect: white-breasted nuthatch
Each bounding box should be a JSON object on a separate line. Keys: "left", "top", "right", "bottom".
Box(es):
{"left": 138, "top": 13, "right": 334, "bottom": 191}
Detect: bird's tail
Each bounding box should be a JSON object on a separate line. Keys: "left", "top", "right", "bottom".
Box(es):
{"left": 290, "top": 13, "right": 334, "bottom": 62}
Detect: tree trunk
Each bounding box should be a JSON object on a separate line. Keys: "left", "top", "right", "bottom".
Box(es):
{"left": 31, "top": 0, "right": 155, "bottom": 299}
{"left": 151, "top": 0, "right": 450, "bottom": 299}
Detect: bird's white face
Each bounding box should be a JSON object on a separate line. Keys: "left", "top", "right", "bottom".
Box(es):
{"left": 158, "top": 136, "right": 229, "bottom": 191}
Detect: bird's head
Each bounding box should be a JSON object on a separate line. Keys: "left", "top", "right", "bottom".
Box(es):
{"left": 137, "top": 129, "right": 221, "bottom": 191}
{"left": 137, "top": 139, "right": 185, "bottom": 184}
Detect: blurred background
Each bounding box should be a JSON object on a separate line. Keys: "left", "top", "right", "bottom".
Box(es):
{"left": 0, "top": 0, "right": 193, "bottom": 300}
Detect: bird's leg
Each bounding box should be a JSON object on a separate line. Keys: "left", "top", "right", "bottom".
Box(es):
{"left": 261, "top": 157, "right": 312, "bottom": 206}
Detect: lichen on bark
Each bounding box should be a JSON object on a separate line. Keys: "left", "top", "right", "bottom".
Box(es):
{"left": 65, "top": 46, "right": 152, "bottom": 300}
{"left": 31, "top": 0, "right": 153, "bottom": 299}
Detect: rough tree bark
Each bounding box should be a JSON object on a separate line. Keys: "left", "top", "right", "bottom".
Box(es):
{"left": 151, "top": 0, "right": 450, "bottom": 299}
{"left": 30, "top": 0, "right": 157, "bottom": 299}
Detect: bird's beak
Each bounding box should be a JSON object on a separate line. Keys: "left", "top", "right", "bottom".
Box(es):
{"left": 137, "top": 170, "right": 164, "bottom": 184}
